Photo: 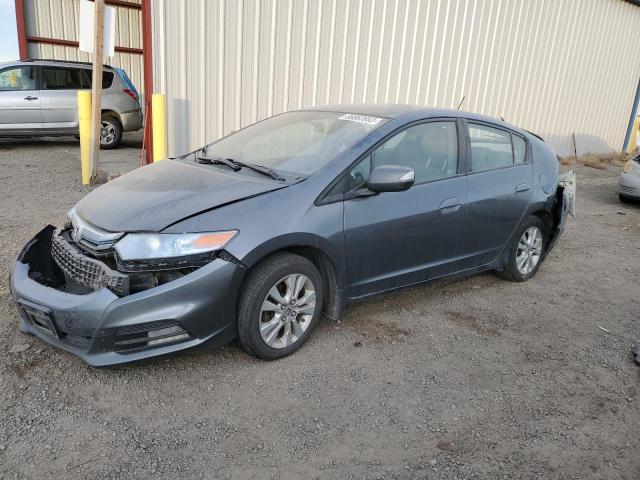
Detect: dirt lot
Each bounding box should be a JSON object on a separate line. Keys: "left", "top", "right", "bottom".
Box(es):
{"left": 0, "top": 138, "right": 638, "bottom": 480}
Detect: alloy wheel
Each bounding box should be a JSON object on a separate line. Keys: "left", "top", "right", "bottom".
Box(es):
{"left": 100, "top": 121, "right": 116, "bottom": 145}
{"left": 516, "top": 226, "right": 542, "bottom": 275}
{"left": 259, "top": 273, "right": 316, "bottom": 349}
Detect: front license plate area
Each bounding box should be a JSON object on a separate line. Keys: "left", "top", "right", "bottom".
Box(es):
{"left": 18, "top": 300, "right": 60, "bottom": 339}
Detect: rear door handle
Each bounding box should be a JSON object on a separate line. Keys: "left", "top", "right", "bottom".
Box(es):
{"left": 515, "top": 183, "right": 530, "bottom": 193}
{"left": 24, "top": 96, "right": 38, "bottom": 101}
{"left": 439, "top": 197, "right": 462, "bottom": 214}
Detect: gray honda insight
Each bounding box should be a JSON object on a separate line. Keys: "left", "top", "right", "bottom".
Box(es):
{"left": 9, "top": 105, "right": 575, "bottom": 366}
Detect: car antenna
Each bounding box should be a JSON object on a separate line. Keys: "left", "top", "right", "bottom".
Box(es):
{"left": 457, "top": 95, "right": 466, "bottom": 111}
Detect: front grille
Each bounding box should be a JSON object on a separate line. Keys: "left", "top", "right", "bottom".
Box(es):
{"left": 51, "top": 230, "right": 129, "bottom": 296}
{"left": 67, "top": 209, "right": 123, "bottom": 256}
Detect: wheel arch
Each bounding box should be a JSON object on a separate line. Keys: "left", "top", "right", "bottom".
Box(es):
{"left": 239, "top": 235, "right": 345, "bottom": 320}
{"left": 101, "top": 109, "right": 122, "bottom": 127}
{"left": 531, "top": 209, "right": 553, "bottom": 239}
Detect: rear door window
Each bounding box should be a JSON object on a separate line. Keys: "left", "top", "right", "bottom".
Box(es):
{"left": 0, "top": 66, "right": 36, "bottom": 91}
{"left": 42, "top": 67, "right": 88, "bottom": 90}
{"left": 468, "top": 123, "right": 515, "bottom": 172}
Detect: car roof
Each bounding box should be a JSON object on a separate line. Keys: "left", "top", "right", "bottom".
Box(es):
{"left": 301, "top": 103, "right": 528, "bottom": 134}
{"left": 0, "top": 59, "right": 114, "bottom": 70}
{"left": 303, "top": 103, "right": 424, "bottom": 118}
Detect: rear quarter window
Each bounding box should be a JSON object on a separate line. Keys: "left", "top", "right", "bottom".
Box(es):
{"left": 512, "top": 134, "right": 527, "bottom": 164}
{"left": 82, "top": 69, "right": 115, "bottom": 88}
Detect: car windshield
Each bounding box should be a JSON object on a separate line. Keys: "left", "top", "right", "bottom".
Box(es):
{"left": 202, "top": 111, "right": 387, "bottom": 175}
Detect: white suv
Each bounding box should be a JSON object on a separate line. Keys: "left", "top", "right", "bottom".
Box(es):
{"left": 0, "top": 59, "right": 143, "bottom": 149}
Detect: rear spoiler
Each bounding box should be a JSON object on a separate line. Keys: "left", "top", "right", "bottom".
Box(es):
{"left": 525, "top": 130, "right": 545, "bottom": 142}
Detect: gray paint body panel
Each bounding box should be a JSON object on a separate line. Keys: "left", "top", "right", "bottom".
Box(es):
{"left": 9, "top": 106, "right": 569, "bottom": 365}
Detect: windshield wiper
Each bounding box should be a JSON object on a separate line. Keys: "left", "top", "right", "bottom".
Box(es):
{"left": 196, "top": 156, "right": 241, "bottom": 171}
{"left": 196, "top": 155, "right": 285, "bottom": 181}
{"left": 230, "top": 159, "right": 286, "bottom": 182}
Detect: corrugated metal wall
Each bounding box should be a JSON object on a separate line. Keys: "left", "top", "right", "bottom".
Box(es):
{"left": 153, "top": 0, "right": 640, "bottom": 157}
{"left": 23, "top": 0, "right": 144, "bottom": 94}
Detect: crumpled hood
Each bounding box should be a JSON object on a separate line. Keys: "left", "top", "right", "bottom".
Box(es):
{"left": 75, "top": 159, "right": 286, "bottom": 232}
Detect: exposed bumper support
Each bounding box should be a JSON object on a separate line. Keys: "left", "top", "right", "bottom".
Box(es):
{"left": 546, "top": 170, "right": 576, "bottom": 256}
{"left": 9, "top": 227, "right": 246, "bottom": 366}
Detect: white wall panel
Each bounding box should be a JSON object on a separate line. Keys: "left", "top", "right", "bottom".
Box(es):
{"left": 24, "top": 0, "right": 144, "bottom": 94}
{"left": 153, "top": 0, "right": 640, "bottom": 157}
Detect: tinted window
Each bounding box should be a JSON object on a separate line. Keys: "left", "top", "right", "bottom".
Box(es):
{"left": 83, "top": 69, "right": 115, "bottom": 88}
{"left": 42, "top": 67, "right": 88, "bottom": 90}
{"left": 0, "top": 67, "right": 36, "bottom": 91}
{"left": 370, "top": 121, "right": 458, "bottom": 184}
{"left": 512, "top": 134, "right": 526, "bottom": 164}
{"left": 469, "top": 124, "right": 514, "bottom": 172}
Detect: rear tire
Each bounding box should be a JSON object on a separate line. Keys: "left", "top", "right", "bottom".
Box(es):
{"left": 619, "top": 193, "right": 638, "bottom": 204}
{"left": 495, "top": 216, "right": 546, "bottom": 282}
{"left": 237, "top": 252, "right": 324, "bottom": 360}
{"left": 100, "top": 115, "right": 122, "bottom": 149}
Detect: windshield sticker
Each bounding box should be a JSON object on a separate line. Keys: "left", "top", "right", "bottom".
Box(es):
{"left": 338, "top": 114, "right": 383, "bottom": 125}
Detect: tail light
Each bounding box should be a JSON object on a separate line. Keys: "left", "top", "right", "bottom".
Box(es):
{"left": 123, "top": 89, "right": 138, "bottom": 101}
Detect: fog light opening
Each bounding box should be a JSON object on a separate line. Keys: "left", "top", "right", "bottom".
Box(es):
{"left": 147, "top": 325, "right": 190, "bottom": 347}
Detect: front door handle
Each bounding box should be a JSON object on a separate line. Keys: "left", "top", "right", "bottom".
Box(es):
{"left": 515, "top": 183, "right": 530, "bottom": 193}
{"left": 439, "top": 197, "right": 462, "bottom": 214}
{"left": 24, "top": 96, "right": 38, "bottom": 101}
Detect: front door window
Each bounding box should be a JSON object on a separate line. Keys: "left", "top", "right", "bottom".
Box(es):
{"left": 349, "top": 121, "right": 459, "bottom": 189}
{"left": 0, "top": 67, "right": 36, "bottom": 91}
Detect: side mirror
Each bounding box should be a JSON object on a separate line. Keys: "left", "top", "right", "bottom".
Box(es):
{"left": 366, "top": 165, "right": 415, "bottom": 193}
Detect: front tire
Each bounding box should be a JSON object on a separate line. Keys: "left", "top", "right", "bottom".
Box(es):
{"left": 100, "top": 115, "right": 123, "bottom": 149}
{"left": 495, "top": 216, "right": 546, "bottom": 282}
{"left": 237, "top": 253, "right": 324, "bottom": 360}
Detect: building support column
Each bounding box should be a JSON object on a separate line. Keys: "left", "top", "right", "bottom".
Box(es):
{"left": 14, "top": 0, "right": 28, "bottom": 60}
{"left": 142, "top": 0, "right": 154, "bottom": 165}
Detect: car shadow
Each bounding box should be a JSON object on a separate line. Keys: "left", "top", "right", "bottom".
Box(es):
{"left": 0, "top": 132, "right": 142, "bottom": 150}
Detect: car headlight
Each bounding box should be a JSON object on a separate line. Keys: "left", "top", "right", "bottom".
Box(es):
{"left": 114, "top": 230, "right": 238, "bottom": 261}
{"left": 623, "top": 159, "right": 640, "bottom": 174}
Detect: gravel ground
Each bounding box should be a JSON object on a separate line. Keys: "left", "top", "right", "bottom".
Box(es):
{"left": 0, "top": 138, "right": 639, "bottom": 479}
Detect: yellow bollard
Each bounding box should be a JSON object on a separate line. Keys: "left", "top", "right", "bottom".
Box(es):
{"left": 627, "top": 117, "right": 640, "bottom": 154}
{"left": 77, "top": 90, "right": 92, "bottom": 185}
{"left": 151, "top": 94, "right": 167, "bottom": 162}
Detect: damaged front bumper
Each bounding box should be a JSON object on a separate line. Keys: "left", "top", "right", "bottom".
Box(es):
{"left": 9, "top": 226, "right": 246, "bottom": 366}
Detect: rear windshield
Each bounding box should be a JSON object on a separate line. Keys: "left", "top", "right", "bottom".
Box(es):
{"left": 203, "top": 111, "right": 387, "bottom": 175}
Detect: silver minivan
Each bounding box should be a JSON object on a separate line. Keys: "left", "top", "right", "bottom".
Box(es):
{"left": 0, "top": 59, "right": 143, "bottom": 149}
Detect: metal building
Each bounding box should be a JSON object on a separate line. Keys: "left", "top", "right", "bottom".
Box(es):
{"left": 14, "top": 0, "right": 145, "bottom": 95}
{"left": 151, "top": 0, "right": 640, "bottom": 158}
{"left": 14, "top": 0, "right": 640, "bottom": 159}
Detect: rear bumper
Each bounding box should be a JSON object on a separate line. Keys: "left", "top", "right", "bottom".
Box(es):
{"left": 619, "top": 171, "right": 640, "bottom": 198}
{"left": 9, "top": 228, "right": 245, "bottom": 366}
{"left": 120, "top": 109, "right": 143, "bottom": 132}
{"left": 546, "top": 170, "right": 576, "bottom": 255}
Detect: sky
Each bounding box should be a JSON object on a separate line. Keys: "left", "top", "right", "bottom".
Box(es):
{"left": 0, "top": 0, "right": 19, "bottom": 62}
